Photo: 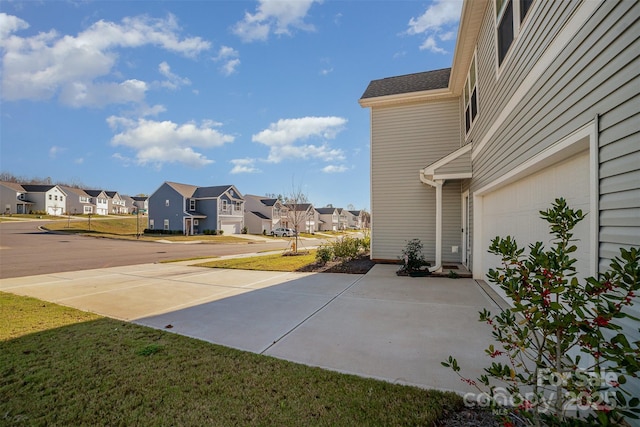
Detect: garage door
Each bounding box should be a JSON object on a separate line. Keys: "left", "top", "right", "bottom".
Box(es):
{"left": 481, "top": 151, "right": 591, "bottom": 297}
{"left": 221, "top": 222, "right": 240, "bottom": 235}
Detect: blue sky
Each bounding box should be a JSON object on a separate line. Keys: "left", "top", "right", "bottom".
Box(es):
{"left": 0, "top": 0, "right": 461, "bottom": 210}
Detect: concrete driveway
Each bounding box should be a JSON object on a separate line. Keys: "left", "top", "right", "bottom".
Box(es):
{"left": 0, "top": 261, "right": 500, "bottom": 393}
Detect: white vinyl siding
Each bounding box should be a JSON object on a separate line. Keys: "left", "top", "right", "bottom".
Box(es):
{"left": 370, "top": 98, "right": 461, "bottom": 262}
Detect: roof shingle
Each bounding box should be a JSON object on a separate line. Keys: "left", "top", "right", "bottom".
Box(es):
{"left": 360, "top": 68, "right": 451, "bottom": 100}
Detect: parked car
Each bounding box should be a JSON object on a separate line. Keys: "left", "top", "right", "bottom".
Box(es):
{"left": 271, "top": 227, "right": 296, "bottom": 237}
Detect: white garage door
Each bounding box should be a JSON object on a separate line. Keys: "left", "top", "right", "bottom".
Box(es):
{"left": 481, "top": 151, "right": 591, "bottom": 298}
{"left": 221, "top": 222, "right": 240, "bottom": 235}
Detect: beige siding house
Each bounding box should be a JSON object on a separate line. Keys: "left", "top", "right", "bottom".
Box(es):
{"left": 361, "top": 0, "right": 638, "bottom": 401}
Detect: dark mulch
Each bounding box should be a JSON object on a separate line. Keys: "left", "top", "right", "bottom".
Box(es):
{"left": 296, "top": 253, "right": 376, "bottom": 274}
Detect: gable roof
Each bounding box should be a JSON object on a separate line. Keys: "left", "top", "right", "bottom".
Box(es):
{"left": 165, "top": 181, "right": 199, "bottom": 198}
{"left": 59, "top": 186, "right": 89, "bottom": 197}
{"left": 84, "top": 189, "right": 107, "bottom": 197}
{"left": 0, "top": 181, "right": 26, "bottom": 192}
{"left": 21, "top": 184, "right": 59, "bottom": 192}
{"left": 360, "top": 68, "right": 451, "bottom": 100}
{"left": 251, "top": 211, "right": 270, "bottom": 220}
{"left": 315, "top": 207, "right": 337, "bottom": 214}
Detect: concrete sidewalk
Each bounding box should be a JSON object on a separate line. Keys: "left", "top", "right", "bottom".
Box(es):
{"left": 0, "top": 262, "right": 499, "bottom": 393}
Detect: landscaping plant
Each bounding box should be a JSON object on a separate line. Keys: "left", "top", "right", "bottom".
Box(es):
{"left": 397, "top": 238, "right": 428, "bottom": 275}
{"left": 442, "top": 198, "right": 639, "bottom": 426}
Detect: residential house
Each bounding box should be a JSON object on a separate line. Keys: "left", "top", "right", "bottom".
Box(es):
{"left": 360, "top": 0, "right": 639, "bottom": 399}
{"left": 60, "top": 186, "right": 94, "bottom": 215}
{"left": 336, "top": 208, "right": 349, "bottom": 230}
{"left": 105, "top": 191, "right": 127, "bottom": 214}
{"left": 121, "top": 195, "right": 136, "bottom": 214}
{"left": 19, "top": 184, "right": 67, "bottom": 215}
{"left": 347, "top": 210, "right": 365, "bottom": 229}
{"left": 244, "top": 195, "right": 289, "bottom": 235}
{"left": 148, "top": 181, "right": 244, "bottom": 235}
{"left": 0, "top": 182, "right": 33, "bottom": 214}
{"left": 84, "top": 190, "right": 109, "bottom": 215}
{"left": 286, "top": 203, "right": 317, "bottom": 233}
{"left": 315, "top": 207, "right": 339, "bottom": 231}
{"left": 131, "top": 196, "right": 149, "bottom": 214}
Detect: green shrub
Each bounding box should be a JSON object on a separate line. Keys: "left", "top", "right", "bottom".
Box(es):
{"left": 241, "top": 226, "right": 248, "bottom": 234}
{"left": 398, "top": 239, "right": 426, "bottom": 273}
{"left": 218, "top": 229, "right": 224, "bottom": 235}
{"left": 331, "top": 236, "right": 361, "bottom": 261}
{"left": 316, "top": 245, "right": 333, "bottom": 264}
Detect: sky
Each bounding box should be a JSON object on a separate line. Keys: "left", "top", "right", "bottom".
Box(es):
{"left": 0, "top": 0, "right": 462, "bottom": 210}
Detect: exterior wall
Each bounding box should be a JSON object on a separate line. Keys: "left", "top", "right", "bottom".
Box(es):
{"left": 0, "top": 184, "right": 21, "bottom": 214}
{"left": 148, "top": 184, "right": 185, "bottom": 231}
{"left": 198, "top": 199, "right": 219, "bottom": 232}
{"left": 469, "top": 0, "right": 639, "bottom": 268}
{"left": 370, "top": 98, "right": 462, "bottom": 261}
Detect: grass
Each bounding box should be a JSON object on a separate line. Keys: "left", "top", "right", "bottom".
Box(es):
{"left": 0, "top": 292, "right": 463, "bottom": 426}
{"left": 0, "top": 214, "right": 67, "bottom": 222}
{"left": 44, "top": 217, "right": 247, "bottom": 243}
{"left": 194, "top": 250, "right": 317, "bottom": 271}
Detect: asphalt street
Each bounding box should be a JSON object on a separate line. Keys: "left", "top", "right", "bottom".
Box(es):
{"left": 0, "top": 220, "right": 297, "bottom": 279}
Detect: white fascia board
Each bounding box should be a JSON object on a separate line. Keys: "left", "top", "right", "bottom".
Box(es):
{"left": 423, "top": 143, "right": 472, "bottom": 175}
{"left": 359, "top": 88, "right": 453, "bottom": 108}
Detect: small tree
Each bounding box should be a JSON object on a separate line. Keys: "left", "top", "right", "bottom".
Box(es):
{"left": 442, "top": 198, "right": 639, "bottom": 426}
{"left": 284, "top": 180, "right": 310, "bottom": 254}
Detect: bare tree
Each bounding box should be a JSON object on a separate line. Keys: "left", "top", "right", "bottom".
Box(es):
{"left": 284, "top": 181, "right": 311, "bottom": 254}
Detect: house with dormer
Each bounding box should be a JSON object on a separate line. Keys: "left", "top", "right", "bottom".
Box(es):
{"left": 148, "top": 181, "right": 244, "bottom": 235}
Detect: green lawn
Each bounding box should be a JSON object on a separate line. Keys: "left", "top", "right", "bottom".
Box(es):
{"left": 44, "top": 217, "right": 247, "bottom": 243}
{"left": 194, "top": 251, "right": 317, "bottom": 271}
{"left": 0, "top": 292, "right": 463, "bottom": 426}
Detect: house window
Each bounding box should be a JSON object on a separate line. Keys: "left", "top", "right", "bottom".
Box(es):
{"left": 149, "top": 219, "right": 154, "bottom": 230}
{"left": 221, "top": 200, "right": 228, "bottom": 211}
{"left": 234, "top": 201, "right": 241, "bottom": 212}
{"left": 496, "top": 0, "right": 533, "bottom": 66}
{"left": 49, "top": 195, "right": 52, "bottom": 200}
{"left": 165, "top": 199, "right": 170, "bottom": 207}
{"left": 464, "top": 54, "right": 479, "bottom": 135}
{"left": 60, "top": 196, "right": 63, "bottom": 202}
{"left": 84, "top": 206, "right": 93, "bottom": 214}
{"left": 164, "top": 219, "right": 169, "bottom": 230}
{"left": 193, "top": 219, "right": 199, "bottom": 226}
{"left": 189, "top": 199, "right": 196, "bottom": 211}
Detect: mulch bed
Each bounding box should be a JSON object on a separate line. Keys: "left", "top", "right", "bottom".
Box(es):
{"left": 296, "top": 253, "right": 376, "bottom": 274}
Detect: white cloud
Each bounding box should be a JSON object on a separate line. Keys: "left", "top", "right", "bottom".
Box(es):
{"left": 407, "top": 0, "right": 461, "bottom": 54}
{"left": 213, "top": 46, "right": 240, "bottom": 76}
{"left": 49, "top": 145, "right": 65, "bottom": 159}
{"left": 322, "top": 164, "right": 347, "bottom": 173}
{"left": 158, "top": 61, "right": 191, "bottom": 90}
{"left": 252, "top": 116, "right": 347, "bottom": 163}
{"left": 1, "top": 13, "right": 210, "bottom": 106}
{"left": 233, "top": 0, "right": 321, "bottom": 42}
{"left": 107, "top": 116, "right": 234, "bottom": 167}
{"left": 230, "top": 158, "right": 261, "bottom": 174}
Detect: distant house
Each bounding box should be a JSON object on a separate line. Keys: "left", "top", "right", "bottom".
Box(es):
{"left": 84, "top": 190, "right": 109, "bottom": 215}
{"left": 243, "top": 195, "right": 289, "bottom": 235}
{"left": 60, "top": 186, "right": 94, "bottom": 215}
{"left": 347, "top": 210, "right": 365, "bottom": 229}
{"left": 105, "top": 191, "right": 127, "bottom": 214}
{"left": 315, "top": 207, "right": 339, "bottom": 231}
{"left": 0, "top": 182, "right": 34, "bottom": 215}
{"left": 286, "top": 203, "right": 317, "bottom": 233}
{"left": 131, "top": 196, "right": 149, "bottom": 214}
{"left": 19, "top": 184, "right": 67, "bottom": 215}
{"left": 148, "top": 181, "right": 244, "bottom": 235}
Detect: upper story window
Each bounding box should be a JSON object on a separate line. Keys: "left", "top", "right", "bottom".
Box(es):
{"left": 496, "top": 0, "right": 534, "bottom": 66}
{"left": 189, "top": 199, "right": 196, "bottom": 211}
{"left": 221, "top": 200, "right": 228, "bottom": 211}
{"left": 464, "top": 54, "right": 479, "bottom": 135}
{"left": 165, "top": 199, "right": 170, "bottom": 207}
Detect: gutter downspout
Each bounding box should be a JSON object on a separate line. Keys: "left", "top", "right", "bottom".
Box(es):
{"left": 419, "top": 170, "right": 443, "bottom": 273}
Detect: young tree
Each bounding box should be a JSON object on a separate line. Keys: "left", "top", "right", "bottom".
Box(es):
{"left": 284, "top": 181, "right": 310, "bottom": 254}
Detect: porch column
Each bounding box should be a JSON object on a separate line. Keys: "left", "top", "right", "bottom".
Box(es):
{"left": 433, "top": 179, "right": 443, "bottom": 273}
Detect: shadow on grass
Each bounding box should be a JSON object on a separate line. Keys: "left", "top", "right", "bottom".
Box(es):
{"left": 1, "top": 316, "right": 462, "bottom": 426}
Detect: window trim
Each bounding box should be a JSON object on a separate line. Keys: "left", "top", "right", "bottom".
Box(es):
{"left": 495, "top": 0, "right": 535, "bottom": 73}
{"left": 189, "top": 199, "right": 196, "bottom": 211}
{"left": 464, "top": 52, "right": 479, "bottom": 138}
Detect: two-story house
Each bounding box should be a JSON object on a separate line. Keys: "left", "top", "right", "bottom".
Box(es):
{"left": 360, "top": 0, "right": 638, "bottom": 400}
{"left": 286, "top": 203, "right": 317, "bottom": 233}
{"left": 131, "top": 196, "right": 149, "bottom": 214}
{"left": 105, "top": 191, "right": 127, "bottom": 214}
{"left": 244, "top": 195, "right": 289, "bottom": 235}
{"left": 19, "top": 184, "right": 67, "bottom": 215}
{"left": 60, "top": 186, "right": 94, "bottom": 215}
{"left": 347, "top": 210, "right": 364, "bottom": 230}
{"left": 84, "top": 190, "right": 109, "bottom": 215}
{"left": 148, "top": 181, "right": 244, "bottom": 235}
{"left": 0, "top": 182, "right": 34, "bottom": 215}
{"left": 315, "top": 207, "right": 339, "bottom": 232}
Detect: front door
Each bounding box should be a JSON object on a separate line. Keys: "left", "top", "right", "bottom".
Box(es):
{"left": 185, "top": 218, "right": 192, "bottom": 236}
